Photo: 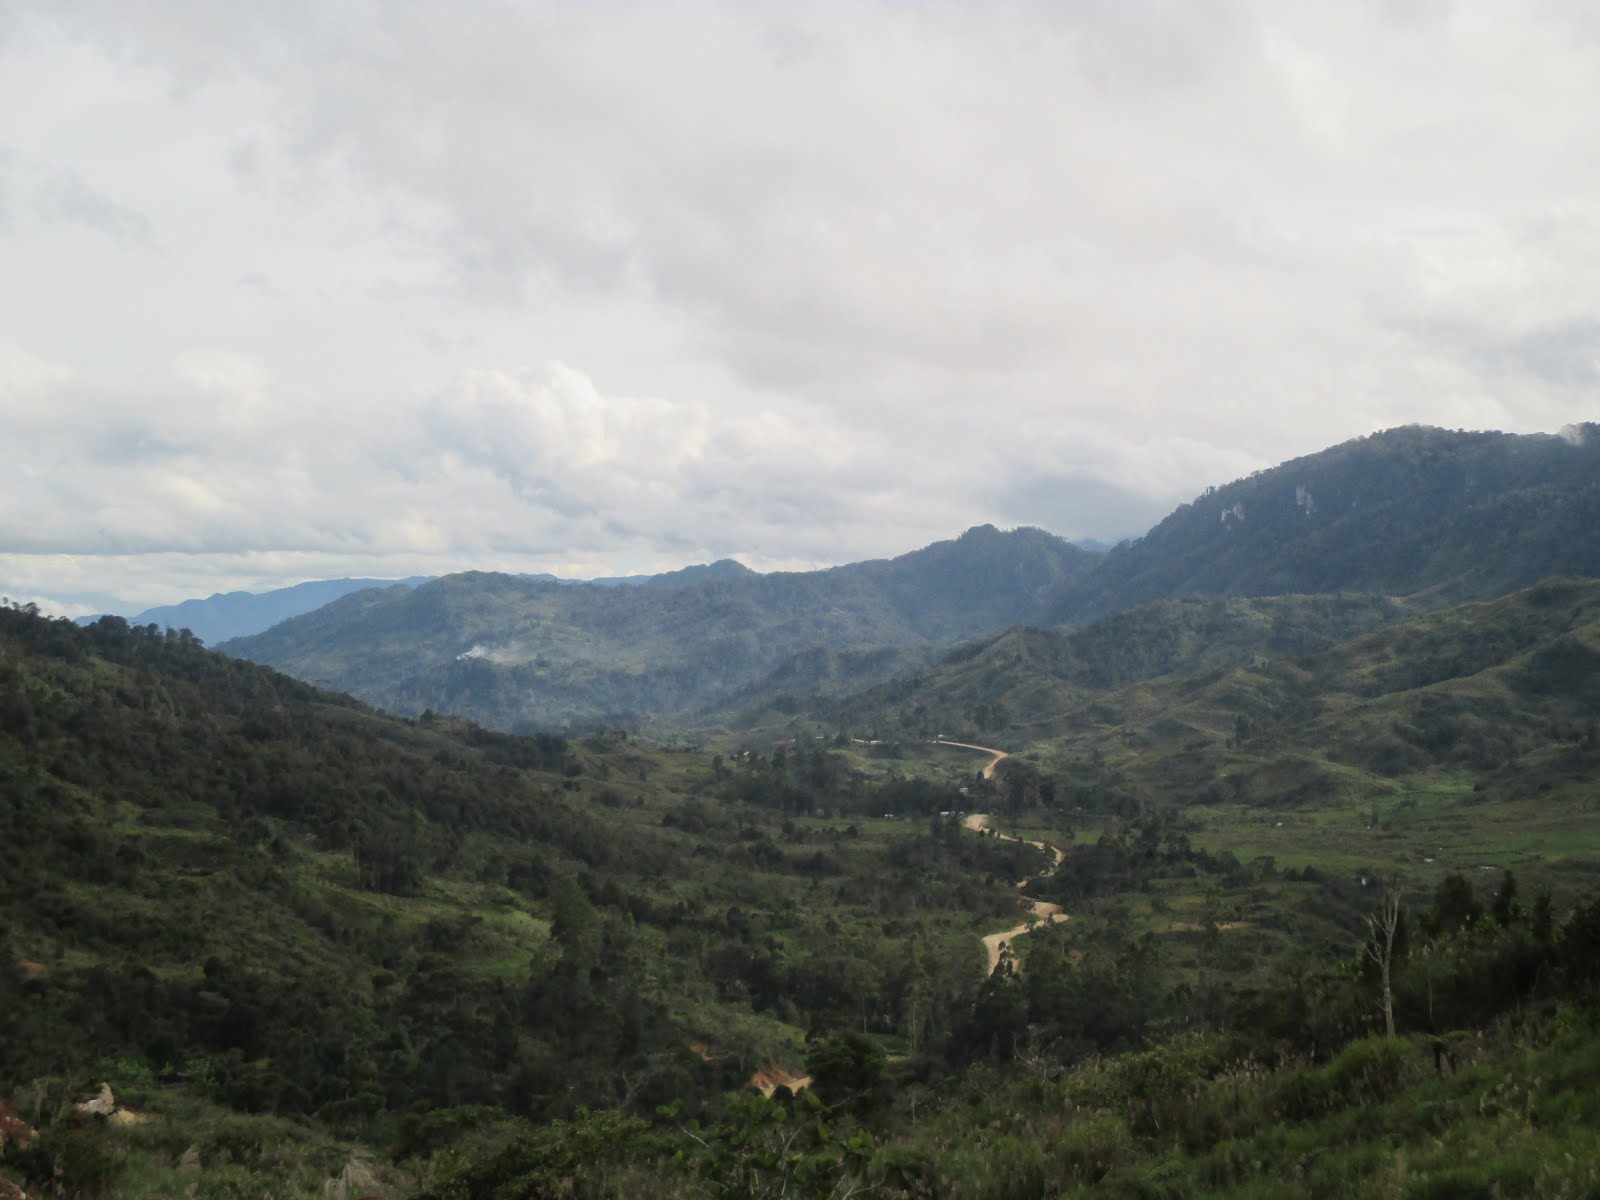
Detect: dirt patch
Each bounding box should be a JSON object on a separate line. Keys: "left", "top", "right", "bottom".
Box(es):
{"left": 73, "top": 1083, "right": 150, "bottom": 1128}
{"left": 747, "top": 1066, "right": 812, "bottom": 1099}
{"left": 15, "top": 960, "right": 43, "bottom": 980}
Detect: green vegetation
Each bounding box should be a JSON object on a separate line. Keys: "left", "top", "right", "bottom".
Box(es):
{"left": 1047, "top": 423, "right": 1600, "bottom": 623}
{"left": 225, "top": 425, "right": 1599, "bottom": 741}
{"left": 798, "top": 591, "right": 1406, "bottom": 744}
{"left": 0, "top": 604, "right": 1046, "bottom": 1196}
{"left": 6, "top": 418, "right": 1600, "bottom": 1199}
{"left": 223, "top": 524, "right": 1095, "bottom": 733}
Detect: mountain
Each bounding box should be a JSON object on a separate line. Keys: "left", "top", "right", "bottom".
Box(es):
{"left": 74, "top": 571, "right": 659, "bottom": 646}
{"left": 8, "top": 591, "right": 1600, "bottom": 1197}
{"left": 223, "top": 525, "right": 1099, "bottom": 731}
{"left": 80, "top": 576, "right": 434, "bottom": 645}
{"left": 1044, "top": 424, "right": 1600, "bottom": 623}
{"left": 222, "top": 425, "right": 1600, "bottom": 736}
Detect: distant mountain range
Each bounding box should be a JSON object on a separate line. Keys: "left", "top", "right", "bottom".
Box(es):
{"left": 223, "top": 526, "right": 1098, "bottom": 731}
{"left": 213, "top": 424, "right": 1600, "bottom": 734}
{"left": 73, "top": 569, "right": 661, "bottom": 646}
{"left": 77, "top": 577, "right": 432, "bottom": 646}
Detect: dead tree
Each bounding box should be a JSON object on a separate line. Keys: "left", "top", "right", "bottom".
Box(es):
{"left": 1363, "top": 878, "right": 1403, "bottom": 1038}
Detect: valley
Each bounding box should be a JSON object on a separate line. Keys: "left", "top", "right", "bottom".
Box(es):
{"left": 5, "top": 424, "right": 1600, "bottom": 1199}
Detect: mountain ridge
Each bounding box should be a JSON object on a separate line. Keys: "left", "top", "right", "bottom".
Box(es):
{"left": 223, "top": 525, "right": 1100, "bottom": 730}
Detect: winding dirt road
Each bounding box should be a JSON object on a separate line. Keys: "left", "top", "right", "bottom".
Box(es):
{"left": 932, "top": 739, "right": 1010, "bottom": 779}
{"left": 964, "top": 814, "right": 1068, "bottom": 974}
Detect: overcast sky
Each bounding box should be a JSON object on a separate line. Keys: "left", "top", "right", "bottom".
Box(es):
{"left": 3, "top": 1, "right": 1598, "bottom": 614}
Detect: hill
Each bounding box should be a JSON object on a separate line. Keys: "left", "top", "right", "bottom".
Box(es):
{"left": 0, "top": 600, "right": 1043, "bottom": 1192}
{"left": 787, "top": 592, "right": 1407, "bottom": 741}
{"left": 8, "top": 598, "right": 1600, "bottom": 1198}
{"left": 1045, "top": 424, "right": 1600, "bottom": 623}
{"left": 222, "top": 525, "right": 1099, "bottom": 731}
{"left": 983, "top": 577, "right": 1600, "bottom": 901}
{"left": 79, "top": 576, "right": 434, "bottom": 645}
{"left": 216, "top": 426, "right": 1600, "bottom": 738}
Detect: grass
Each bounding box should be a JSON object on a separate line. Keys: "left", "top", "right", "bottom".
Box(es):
{"left": 1182, "top": 784, "right": 1600, "bottom": 903}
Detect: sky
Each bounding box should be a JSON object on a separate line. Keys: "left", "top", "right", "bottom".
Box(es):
{"left": 3, "top": 1, "right": 1598, "bottom": 615}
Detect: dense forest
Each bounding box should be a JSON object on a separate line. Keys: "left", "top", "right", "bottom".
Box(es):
{"left": 5, "top": 597, "right": 1600, "bottom": 1197}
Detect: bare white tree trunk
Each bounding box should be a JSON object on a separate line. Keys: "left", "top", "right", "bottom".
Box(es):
{"left": 1364, "top": 880, "right": 1402, "bottom": 1038}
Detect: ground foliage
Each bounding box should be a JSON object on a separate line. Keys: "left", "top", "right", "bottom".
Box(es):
{"left": 4, "top": 595, "right": 1600, "bottom": 1197}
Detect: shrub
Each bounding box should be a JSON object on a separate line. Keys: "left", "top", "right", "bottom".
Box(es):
{"left": 1271, "top": 1036, "right": 1418, "bottom": 1120}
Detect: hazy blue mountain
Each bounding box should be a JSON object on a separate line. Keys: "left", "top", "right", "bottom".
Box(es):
{"left": 223, "top": 525, "right": 1100, "bottom": 731}
{"left": 73, "top": 570, "right": 657, "bottom": 646}
{"left": 116, "top": 577, "right": 432, "bottom": 645}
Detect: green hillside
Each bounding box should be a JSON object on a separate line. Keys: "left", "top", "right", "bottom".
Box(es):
{"left": 969, "top": 579, "right": 1600, "bottom": 900}
{"left": 0, "top": 602, "right": 1040, "bottom": 1195}
{"left": 7, "top": 592, "right": 1600, "bottom": 1197}
{"left": 799, "top": 592, "right": 1406, "bottom": 742}
{"left": 1046, "top": 424, "right": 1600, "bottom": 622}
{"left": 223, "top": 525, "right": 1096, "bottom": 732}
{"left": 222, "top": 427, "right": 1600, "bottom": 745}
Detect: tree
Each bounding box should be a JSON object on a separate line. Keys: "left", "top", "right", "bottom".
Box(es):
{"left": 1363, "top": 878, "right": 1403, "bottom": 1038}
{"left": 1491, "top": 869, "right": 1522, "bottom": 927}
{"left": 1423, "top": 873, "right": 1482, "bottom": 939}
{"left": 803, "top": 1027, "right": 885, "bottom": 1114}
{"left": 551, "top": 877, "right": 599, "bottom": 978}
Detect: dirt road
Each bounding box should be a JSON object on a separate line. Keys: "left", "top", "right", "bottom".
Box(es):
{"left": 965, "top": 814, "right": 1068, "bottom": 974}
{"left": 933, "top": 739, "right": 1010, "bottom": 779}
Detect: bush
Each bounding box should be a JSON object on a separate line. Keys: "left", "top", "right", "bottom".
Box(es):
{"left": 1271, "top": 1036, "right": 1418, "bottom": 1120}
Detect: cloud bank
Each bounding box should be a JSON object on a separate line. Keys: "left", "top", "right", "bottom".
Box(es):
{"left": 2, "top": 1, "right": 1597, "bottom": 611}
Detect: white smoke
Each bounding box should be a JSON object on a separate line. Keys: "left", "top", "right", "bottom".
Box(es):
{"left": 455, "top": 641, "right": 533, "bottom": 665}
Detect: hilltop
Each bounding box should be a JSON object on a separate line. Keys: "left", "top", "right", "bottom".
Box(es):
{"left": 1045, "top": 423, "right": 1600, "bottom": 622}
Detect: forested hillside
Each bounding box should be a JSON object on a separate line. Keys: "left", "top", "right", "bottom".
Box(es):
{"left": 97, "top": 576, "right": 433, "bottom": 646}
{"left": 790, "top": 592, "right": 1406, "bottom": 741}
{"left": 1044, "top": 424, "right": 1600, "bottom": 623}
{"left": 222, "top": 525, "right": 1097, "bottom": 732}
{"left": 6, "top": 595, "right": 1600, "bottom": 1197}
{"left": 210, "top": 427, "right": 1600, "bottom": 743}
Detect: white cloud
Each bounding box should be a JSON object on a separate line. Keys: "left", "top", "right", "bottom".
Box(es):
{"left": 1, "top": 1, "right": 1598, "bottom": 607}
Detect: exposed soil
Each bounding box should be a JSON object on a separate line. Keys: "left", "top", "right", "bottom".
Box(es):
{"left": 933, "top": 739, "right": 1010, "bottom": 779}
{"left": 964, "top": 814, "right": 1069, "bottom": 975}
{"left": 747, "top": 1066, "right": 813, "bottom": 1098}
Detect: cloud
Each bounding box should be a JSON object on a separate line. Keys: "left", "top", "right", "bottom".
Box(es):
{"left": 34, "top": 166, "right": 157, "bottom": 248}
{"left": 2, "top": 1, "right": 1599, "bottom": 606}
